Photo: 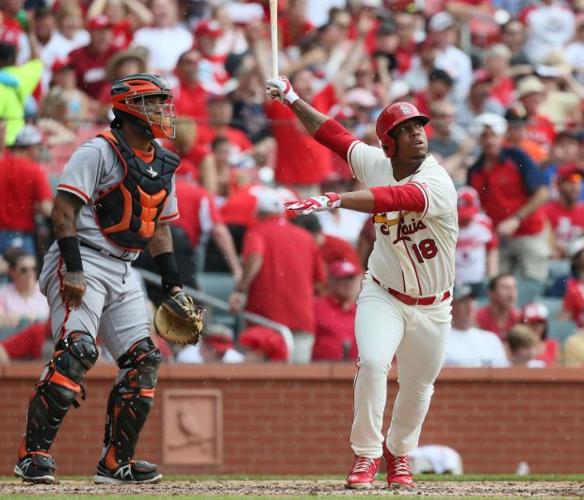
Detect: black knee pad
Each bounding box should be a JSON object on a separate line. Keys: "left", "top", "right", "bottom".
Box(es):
{"left": 102, "top": 338, "right": 161, "bottom": 467}
{"left": 53, "top": 331, "right": 99, "bottom": 384}
{"left": 117, "top": 337, "right": 162, "bottom": 389}
{"left": 25, "top": 332, "right": 98, "bottom": 453}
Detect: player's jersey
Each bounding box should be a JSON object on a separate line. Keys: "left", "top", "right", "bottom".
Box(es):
{"left": 57, "top": 136, "right": 179, "bottom": 261}
{"left": 455, "top": 213, "right": 497, "bottom": 285}
{"left": 347, "top": 142, "right": 457, "bottom": 297}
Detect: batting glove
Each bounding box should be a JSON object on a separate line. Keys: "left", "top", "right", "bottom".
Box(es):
{"left": 284, "top": 192, "right": 341, "bottom": 215}
{"left": 265, "top": 77, "right": 299, "bottom": 106}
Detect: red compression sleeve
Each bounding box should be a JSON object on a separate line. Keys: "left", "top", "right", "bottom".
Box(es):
{"left": 369, "top": 184, "right": 427, "bottom": 214}
{"left": 313, "top": 119, "right": 358, "bottom": 160}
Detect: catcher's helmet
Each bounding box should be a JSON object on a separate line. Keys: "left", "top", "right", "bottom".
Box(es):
{"left": 375, "top": 102, "right": 429, "bottom": 157}
{"left": 111, "top": 73, "right": 176, "bottom": 139}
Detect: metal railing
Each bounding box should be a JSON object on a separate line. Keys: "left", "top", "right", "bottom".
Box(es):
{"left": 137, "top": 268, "right": 295, "bottom": 360}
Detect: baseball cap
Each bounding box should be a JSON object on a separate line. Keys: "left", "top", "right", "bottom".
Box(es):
{"left": 517, "top": 76, "right": 544, "bottom": 99}
{"left": 485, "top": 43, "right": 512, "bottom": 60}
{"left": 252, "top": 186, "right": 285, "bottom": 215}
{"left": 428, "top": 12, "right": 455, "bottom": 32}
{"left": 377, "top": 20, "right": 398, "bottom": 36}
{"left": 13, "top": 125, "right": 43, "bottom": 147}
{"left": 522, "top": 302, "right": 548, "bottom": 323}
{"left": 195, "top": 20, "right": 223, "bottom": 38}
{"left": 452, "top": 283, "right": 475, "bottom": 302}
{"left": 345, "top": 87, "right": 378, "bottom": 108}
{"left": 51, "top": 56, "right": 73, "bottom": 73}
{"left": 471, "top": 113, "right": 508, "bottom": 138}
{"left": 329, "top": 260, "right": 360, "bottom": 279}
{"left": 238, "top": 326, "right": 289, "bottom": 361}
{"left": 457, "top": 186, "right": 480, "bottom": 220}
{"left": 556, "top": 163, "right": 583, "bottom": 183}
{"left": 87, "top": 15, "right": 111, "bottom": 31}
{"left": 203, "top": 324, "right": 235, "bottom": 354}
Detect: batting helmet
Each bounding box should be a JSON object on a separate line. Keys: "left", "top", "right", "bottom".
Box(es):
{"left": 111, "top": 73, "right": 176, "bottom": 139}
{"left": 375, "top": 102, "right": 429, "bottom": 157}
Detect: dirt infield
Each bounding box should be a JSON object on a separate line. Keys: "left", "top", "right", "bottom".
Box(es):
{"left": 1, "top": 479, "right": 583, "bottom": 497}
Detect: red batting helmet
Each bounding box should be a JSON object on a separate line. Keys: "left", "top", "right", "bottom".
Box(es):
{"left": 376, "top": 102, "right": 429, "bottom": 157}
{"left": 111, "top": 73, "right": 176, "bottom": 139}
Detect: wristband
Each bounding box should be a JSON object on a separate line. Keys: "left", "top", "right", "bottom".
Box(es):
{"left": 153, "top": 252, "right": 182, "bottom": 295}
{"left": 57, "top": 237, "right": 83, "bottom": 272}
{"left": 285, "top": 89, "right": 299, "bottom": 106}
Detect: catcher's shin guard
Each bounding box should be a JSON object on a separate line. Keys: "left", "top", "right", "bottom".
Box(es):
{"left": 101, "top": 337, "right": 161, "bottom": 470}
{"left": 20, "top": 332, "right": 98, "bottom": 455}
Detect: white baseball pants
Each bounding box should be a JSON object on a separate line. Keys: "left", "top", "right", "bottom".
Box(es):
{"left": 350, "top": 274, "right": 451, "bottom": 458}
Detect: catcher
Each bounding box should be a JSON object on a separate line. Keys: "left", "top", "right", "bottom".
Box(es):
{"left": 14, "top": 73, "right": 203, "bottom": 485}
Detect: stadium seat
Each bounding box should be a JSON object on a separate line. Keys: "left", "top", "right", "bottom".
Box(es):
{"left": 537, "top": 297, "right": 577, "bottom": 343}
{"left": 515, "top": 277, "right": 544, "bottom": 306}
{"left": 548, "top": 319, "right": 578, "bottom": 343}
{"left": 197, "top": 272, "right": 235, "bottom": 302}
{"left": 197, "top": 272, "right": 237, "bottom": 330}
{"left": 541, "top": 297, "right": 563, "bottom": 319}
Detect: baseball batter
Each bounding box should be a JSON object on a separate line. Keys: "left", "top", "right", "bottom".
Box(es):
{"left": 14, "top": 73, "right": 186, "bottom": 485}
{"left": 266, "top": 78, "right": 457, "bottom": 489}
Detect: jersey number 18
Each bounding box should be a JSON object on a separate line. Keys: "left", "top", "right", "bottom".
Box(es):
{"left": 411, "top": 239, "right": 438, "bottom": 263}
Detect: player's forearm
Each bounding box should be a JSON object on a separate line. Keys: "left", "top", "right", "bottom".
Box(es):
{"left": 516, "top": 186, "right": 549, "bottom": 220}
{"left": 52, "top": 192, "right": 82, "bottom": 239}
{"left": 53, "top": 192, "right": 84, "bottom": 271}
{"left": 149, "top": 223, "right": 182, "bottom": 294}
{"left": 290, "top": 99, "right": 330, "bottom": 136}
{"left": 338, "top": 190, "right": 375, "bottom": 213}
{"left": 339, "top": 184, "right": 426, "bottom": 214}
{"left": 148, "top": 223, "right": 174, "bottom": 257}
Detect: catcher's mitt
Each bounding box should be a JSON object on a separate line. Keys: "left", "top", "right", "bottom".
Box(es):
{"left": 154, "top": 292, "right": 204, "bottom": 345}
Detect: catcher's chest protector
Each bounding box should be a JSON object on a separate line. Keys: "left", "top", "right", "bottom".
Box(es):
{"left": 95, "top": 128, "right": 180, "bottom": 251}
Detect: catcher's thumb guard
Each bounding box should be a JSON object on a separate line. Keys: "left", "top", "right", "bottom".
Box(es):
{"left": 154, "top": 291, "right": 205, "bottom": 345}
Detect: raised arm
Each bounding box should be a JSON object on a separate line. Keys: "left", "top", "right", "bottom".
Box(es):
{"left": 265, "top": 77, "right": 358, "bottom": 157}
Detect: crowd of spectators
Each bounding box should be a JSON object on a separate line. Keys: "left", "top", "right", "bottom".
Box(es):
{"left": 1, "top": 0, "right": 584, "bottom": 365}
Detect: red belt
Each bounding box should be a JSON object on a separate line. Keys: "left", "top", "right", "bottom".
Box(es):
{"left": 371, "top": 275, "right": 451, "bottom": 306}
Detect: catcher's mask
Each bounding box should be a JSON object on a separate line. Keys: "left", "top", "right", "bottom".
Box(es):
{"left": 111, "top": 73, "right": 176, "bottom": 140}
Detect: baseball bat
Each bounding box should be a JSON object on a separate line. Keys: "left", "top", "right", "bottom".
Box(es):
{"left": 269, "top": 0, "right": 278, "bottom": 79}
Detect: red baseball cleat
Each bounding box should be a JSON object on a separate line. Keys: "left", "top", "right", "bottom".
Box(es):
{"left": 383, "top": 441, "right": 416, "bottom": 489}
{"left": 345, "top": 455, "right": 381, "bottom": 489}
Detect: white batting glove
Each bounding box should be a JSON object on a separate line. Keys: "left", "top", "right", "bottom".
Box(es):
{"left": 265, "top": 77, "right": 299, "bottom": 106}
{"left": 284, "top": 192, "right": 341, "bottom": 215}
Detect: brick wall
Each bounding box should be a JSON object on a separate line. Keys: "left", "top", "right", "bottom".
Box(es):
{"left": 2, "top": 364, "right": 583, "bottom": 475}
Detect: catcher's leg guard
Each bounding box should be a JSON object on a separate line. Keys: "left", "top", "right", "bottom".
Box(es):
{"left": 16, "top": 332, "right": 98, "bottom": 483}
{"left": 97, "top": 337, "right": 162, "bottom": 483}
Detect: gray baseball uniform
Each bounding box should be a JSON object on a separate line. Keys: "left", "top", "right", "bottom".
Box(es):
{"left": 39, "top": 135, "right": 179, "bottom": 360}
